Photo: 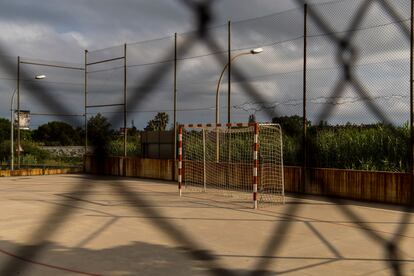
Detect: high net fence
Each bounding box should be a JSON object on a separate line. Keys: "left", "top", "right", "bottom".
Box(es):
{"left": 3, "top": 0, "right": 411, "bottom": 173}
{"left": 87, "top": 0, "right": 414, "bottom": 173}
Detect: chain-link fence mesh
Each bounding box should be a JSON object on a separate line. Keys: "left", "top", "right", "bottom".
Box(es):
{"left": 6, "top": 0, "right": 411, "bottom": 172}
{"left": 306, "top": 0, "right": 410, "bottom": 171}
{"left": 0, "top": 0, "right": 414, "bottom": 275}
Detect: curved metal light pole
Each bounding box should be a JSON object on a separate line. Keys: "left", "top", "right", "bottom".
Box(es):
{"left": 214, "top": 48, "right": 263, "bottom": 161}
{"left": 215, "top": 47, "right": 263, "bottom": 125}
{"left": 11, "top": 74, "right": 46, "bottom": 170}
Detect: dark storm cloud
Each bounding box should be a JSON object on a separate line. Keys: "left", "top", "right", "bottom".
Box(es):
{"left": 0, "top": 0, "right": 410, "bottom": 128}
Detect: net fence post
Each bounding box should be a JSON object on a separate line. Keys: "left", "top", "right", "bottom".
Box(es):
{"left": 227, "top": 20, "right": 231, "bottom": 124}
{"left": 203, "top": 128, "right": 206, "bottom": 192}
{"left": 178, "top": 125, "right": 183, "bottom": 197}
{"left": 84, "top": 50, "right": 88, "bottom": 165}
{"left": 253, "top": 123, "right": 259, "bottom": 209}
{"left": 173, "top": 33, "right": 177, "bottom": 181}
{"left": 302, "top": 3, "right": 308, "bottom": 194}
{"left": 123, "top": 43, "right": 127, "bottom": 157}
{"left": 17, "top": 56, "right": 20, "bottom": 169}
{"left": 410, "top": 0, "right": 414, "bottom": 204}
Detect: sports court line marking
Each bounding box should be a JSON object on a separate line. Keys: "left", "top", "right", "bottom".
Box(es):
{"left": 55, "top": 194, "right": 110, "bottom": 206}
{"left": 0, "top": 247, "right": 101, "bottom": 276}
{"left": 214, "top": 254, "right": 414, "bottom": 263}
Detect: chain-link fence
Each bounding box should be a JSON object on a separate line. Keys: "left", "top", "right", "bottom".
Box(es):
{"left": 1, "top": 0, "right": 414, "bottom": 274}
{"left": 0, "top": 57, "right": 85, "bottom": 170}
{"left": 81, "top": 0, "right": 411, "bottom": 173}
{"left": 1, "top": 0, "right": 412, "bottom": 172}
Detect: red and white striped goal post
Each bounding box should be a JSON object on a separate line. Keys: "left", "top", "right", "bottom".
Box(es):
{"left": 177, "top": 122, "right": 272, "bottom": 209}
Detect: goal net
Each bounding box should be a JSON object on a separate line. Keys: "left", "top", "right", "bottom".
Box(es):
{"left": 178, "top": 123, "right": 284, "bottom": 208}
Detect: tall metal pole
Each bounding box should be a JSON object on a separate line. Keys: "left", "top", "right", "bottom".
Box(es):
{"left": 227, "top": 21, "right": 232, "bottom": 193}
{"left": 123, "top": 43, "right": 128, "bottom": 157}
{"left": 203, "top": 128, "right": 206, "bottom": 192}
{"left": 84, "top": 50, "right": 88, "bottom": 157}
{"left": 302, "top": 4, "right": 308, "bottom": 192}
{"left": 17, "top": 56, "right": 21, "bottom": 169}
{"left": 410, "top": 0, "right": 414, "bottom": 175}
{"left": 174, "top": 33, "right": 178, "bottom": 180}
{"left": 227, "top": 20, "right": 231, "bottom": 124}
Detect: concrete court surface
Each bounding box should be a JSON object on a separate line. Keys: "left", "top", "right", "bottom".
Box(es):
{"left": 0, "top": 174, "right": 413, "bottom": 275}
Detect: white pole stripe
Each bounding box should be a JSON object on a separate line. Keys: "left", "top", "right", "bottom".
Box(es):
{"left": 253, "top": 167, "right": 258, "bottom": 177}
{"left": 253, "top": 151, "right": 258, "bottom": 160}
{"left": 178, "top": 162, "right": 182, "bottom": 169}
{"left": 178, "top": 175, "right": 182, "bottom": 182}
{"left": 178, "top": 134, "right": 182, "bottom": 141}
{"left": 253, "top": 184, "right": 257, "bottom": 193}
{"left": 254, "top": 134, "right": 258, "bottom": 143}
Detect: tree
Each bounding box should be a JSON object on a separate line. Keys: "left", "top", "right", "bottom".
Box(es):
{"left": 87, "top": 113, "right": 113, "bottom": 146}
{"left": 144, "top": 112, "right": 169, "bottom": 131}
{"left": 33, "top": 121, "right": 81, "bottom": 146}
{"left": 248, "top": 114, "right": 256, "bottom": 124}
{"left": 272, "top": 115, "right": 310, "bottom": 136}
{"left": 0, "top": 118, "right": 11, "bottom": 142}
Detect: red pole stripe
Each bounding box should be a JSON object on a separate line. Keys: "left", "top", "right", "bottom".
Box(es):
{"left": 179, "top": 122, "right": 266, "bottom": 128}
{"left": 253, "top": 123, "right": 259, "bottom": 208}
{"left": 178, "top": 126, "right": 183, "bottom": 192}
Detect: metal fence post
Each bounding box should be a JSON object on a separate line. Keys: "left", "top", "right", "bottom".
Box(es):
{"left": 124, "top": 43, "right": 128, "bottom": 157}
{"left": 17, "top": 56, "right": 20, "bottom": 169}
{"left": 174, "top": 33, "right": 178, "bottom": 180}
{"left": 227, "top": 20, "right": 231, "bottom": 124}
{"left": 410, "top": 0, "right": 414, "bottom": 203}
{"left": 84, "top": 50, "right": 88, "bottom": 159}
{"left": 302, "top": 3, "right": 308, "bottom": 193}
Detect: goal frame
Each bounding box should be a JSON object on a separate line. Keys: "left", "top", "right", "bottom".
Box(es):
{"left": 178, "top": 122, "right": 284, "bottom": 209}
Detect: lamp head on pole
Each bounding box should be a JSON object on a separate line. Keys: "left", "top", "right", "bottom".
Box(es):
{"left": 35, "top": 75, "right": 46, "bottom": 79}
{"left": 250, "top": 48, "right": 263, "bottom": 54}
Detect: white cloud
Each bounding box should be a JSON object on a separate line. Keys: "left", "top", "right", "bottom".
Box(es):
{"left": 0, "top": 21, "right": 54, "bottom": 42}
{"left": 62, "top": 31, "right": 90, "bottom": 49}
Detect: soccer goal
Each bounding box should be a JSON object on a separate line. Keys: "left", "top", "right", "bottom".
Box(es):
{"left": 178, "top": 123, "right": 284, "bottom": 209}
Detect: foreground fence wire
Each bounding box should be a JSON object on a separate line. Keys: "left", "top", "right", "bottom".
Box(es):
{"left": 0, "top": 0, "right": 413, "bottom": 275}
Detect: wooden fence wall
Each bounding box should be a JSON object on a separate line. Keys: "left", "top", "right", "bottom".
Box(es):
{"left": 284, "top": 167, "right": 412, "bottom": 205}
{"left": 0, "top": 167, "right": 83, "bottom": 177}
{"left": 84, "top": 155, "right": 413, "bottom": 205}
{"left": 84, "top": 155, "right": 174, "bottom": 181}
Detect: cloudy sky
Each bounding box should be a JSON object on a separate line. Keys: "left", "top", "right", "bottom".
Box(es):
{"left": 0, "top": 0, "right": 410, "bottom": 130}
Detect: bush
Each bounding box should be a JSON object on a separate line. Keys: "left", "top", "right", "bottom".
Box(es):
{"left": 0, "top": 140, "right": 11, "bottom": 162}
{"left": 107, "top": 138, "right": 141, "bottom": 156}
